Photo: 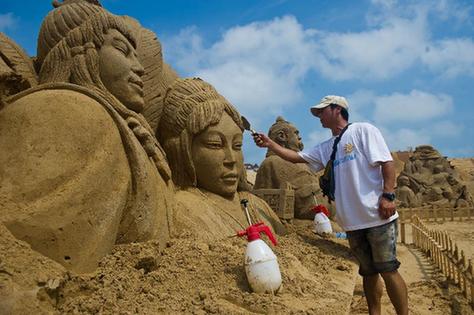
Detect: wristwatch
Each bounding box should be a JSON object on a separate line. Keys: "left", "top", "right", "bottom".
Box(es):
{"left": 381, "top": 192, "right": 396, "bottom": 202}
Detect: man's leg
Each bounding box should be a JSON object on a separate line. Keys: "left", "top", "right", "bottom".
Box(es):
{"left": 368, "top": 220, "right": 408, "bottom": 315}
{"left": 380, "top": 270, "right": 408, "bottom": 315}
{"left": 363, "top": 274, "right": 383, "bottom": 315}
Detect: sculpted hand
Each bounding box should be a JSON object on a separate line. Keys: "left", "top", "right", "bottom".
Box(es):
{"left": 378, "top": 197, "right": 396, "bottom": 219}
{"left": 253, "top": 133, "right": 271, "bottom": 148}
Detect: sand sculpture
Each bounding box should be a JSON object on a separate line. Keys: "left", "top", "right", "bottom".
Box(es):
{"left": 397, "top": 145, "right": 473, "bottom": 208}
{"left": 0, "top": 33, "right": 38, "bottom": 105}
{"left": 159, "top": 78, "right": 286, "bottom": 240}
{"left": 0, "top": 0, "right": 175, "bottom": 273}
{"left": 254, "top": 116, "right": 323, "bottom": 219}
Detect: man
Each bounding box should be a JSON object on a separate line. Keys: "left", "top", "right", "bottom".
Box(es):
{"left": 253, "top": 95, "right": 408, "bottom": 315}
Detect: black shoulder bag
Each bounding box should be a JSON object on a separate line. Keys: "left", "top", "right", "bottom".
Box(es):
{"left": 319, "top": 123, "right": 351, "bottom": 203}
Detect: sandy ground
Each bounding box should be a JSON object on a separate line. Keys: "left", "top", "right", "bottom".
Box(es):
{"left": 426, "top": 221, "right": 474, "bottom": 261}
{"left": 1, "top": 221, "right": 360, "bottom": 314}
{"left": 2, "top": 211, "right": 473, "bottom": 314}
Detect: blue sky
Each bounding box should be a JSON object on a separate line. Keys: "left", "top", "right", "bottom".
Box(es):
{"left": 1, "top": 0, "right": 473, "bottom": 164}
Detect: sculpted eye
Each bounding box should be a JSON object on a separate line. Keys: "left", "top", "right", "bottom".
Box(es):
{"left": 206, "top": 140, "right": 223, "bottom": 149}
{"left": 233, "top": 142, "right": 243, "bottom": 150}
{"left": 113, "top": 39, "right": 129, "bottom": 55}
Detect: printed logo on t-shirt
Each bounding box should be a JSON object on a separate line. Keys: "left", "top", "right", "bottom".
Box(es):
{"left": 334, "top": 153, "right": 356, "bottom": 167}
{"left": 344, "top": 143, "right": 353, "bottom": 154}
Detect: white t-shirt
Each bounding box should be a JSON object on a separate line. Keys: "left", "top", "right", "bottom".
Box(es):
{"left": 298, "top": 122, "right": 398, "bottom": 231}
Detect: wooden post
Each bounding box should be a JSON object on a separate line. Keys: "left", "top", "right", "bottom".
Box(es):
{"left": 400, "top": 222, "right": 406, "bottom": 244}
{"left": 468, "top": 260, "right": 474, "bottom": 305}
{"left": 441, "top": 232, "right": 447, "bottom": 276}
{"left": 448, "top": 236, "right": 453, "bottom": 281}
{"left": 455, "top": 245, "right": 461, "bottom": 284}
{"left": 461, "top": 251, "right": 467, "bottom": 298}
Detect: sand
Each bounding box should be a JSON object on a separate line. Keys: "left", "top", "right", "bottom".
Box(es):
{"left": 2, "top": 217, "right": 474, "bottom": 314}
{"left": 1, "top": 157, "right": 474, "bottom": 314}
{"left": 1, "top": 220, "right": 359, "bottom": 314}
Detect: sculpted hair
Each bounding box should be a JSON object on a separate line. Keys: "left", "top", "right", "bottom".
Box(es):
{"left": 159, "top": 78, "right": 243, "bottom": 188}
{"left": 38, "top": 8, "right": 137, "bottom": 92}
{"left": 268, "top": 116, "right": 292, "bottom": 146}
{"left": 36, "top": 1, "right": 104, "bottom": 69}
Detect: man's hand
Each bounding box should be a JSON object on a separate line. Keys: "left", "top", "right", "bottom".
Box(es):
{"left": 252, "top": 132, "right": 307, "bottom": 163}
{"left": 253, "top": 133, "right": 271, "bottom": 148}
{"left": 378, "top": 197, "right": 396, "bottom": 219}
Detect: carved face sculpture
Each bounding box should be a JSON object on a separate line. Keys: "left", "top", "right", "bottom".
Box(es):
{"left": 286, "top": 124, "right": 304, "bottom": 151}
{"left": 192, "top": 112, "right": 244, "bottom": 198}
{"left": 99, "top": 29, "right": 145, "bottom": 112}
{"left": 398, "top": 175, "right": 410, "bottom": 187}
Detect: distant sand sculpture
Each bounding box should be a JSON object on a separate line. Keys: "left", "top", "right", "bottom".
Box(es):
{"left": 254, "top": 116, "right": 322, "bottom": 219}
{"left": 0, "top": 0, "right": 175, "bottom": 273}
{"left": 397, "top": 145, "right": 473, "bottom": 208}
{"left": 159, "top": 78, "right": 285, "bottom": 240}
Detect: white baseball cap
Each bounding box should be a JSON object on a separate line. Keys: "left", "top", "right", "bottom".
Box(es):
{"left": 310, "top": 95, "right": 349, "bottom": 116}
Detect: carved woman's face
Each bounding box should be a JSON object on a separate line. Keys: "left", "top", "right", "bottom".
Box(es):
{"left": 98, "top": 29, "right": 145, "bottom": 112}
{"left": 192, "top": 112, "right": 243, "bottom": 198}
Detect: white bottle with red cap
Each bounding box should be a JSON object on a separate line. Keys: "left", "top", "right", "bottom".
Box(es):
{"left": 312, "top": 204, "right": 332, "bottom": 235}
{"left": 237, "top": 222, "right": 282, "bottom": 293}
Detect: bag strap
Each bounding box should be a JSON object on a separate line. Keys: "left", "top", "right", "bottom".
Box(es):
{"left": 329, "top": 123, "right": 351, "bottom": 161}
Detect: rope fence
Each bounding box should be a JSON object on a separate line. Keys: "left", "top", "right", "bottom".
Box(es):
{"left": 410, "top": 214, "right": 474, "bottom": 306}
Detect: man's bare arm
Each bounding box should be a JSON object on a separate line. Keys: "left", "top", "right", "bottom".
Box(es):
{"left": 379, "top": 160, "right": 396, "bottom": 219}
{"left": 253, "top": 133, "right": 307, "bottom": 164}
{"left": 381, "top": 160, "right": 396, "bottom": 193}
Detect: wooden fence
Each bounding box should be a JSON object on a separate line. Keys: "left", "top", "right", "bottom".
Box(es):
{"left": 411, "top": 215, "right": 474, "bottom": 306}
{"left": 397, "top": 206, "right": 474, "bottom": 244}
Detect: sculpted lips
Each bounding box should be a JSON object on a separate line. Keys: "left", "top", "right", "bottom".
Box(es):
{"left": 222, "top": 173, "right": 238, "bottom": 184}
{"left": 129, "top": 78, "right": 144, "bottom": 95}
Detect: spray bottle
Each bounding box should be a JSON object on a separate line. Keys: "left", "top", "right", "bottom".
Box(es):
{"left": 311, "top": 192, "right": 332, "bottom": 235}
{"left": 238, "top": 200, "right": 282, "bottom": 293}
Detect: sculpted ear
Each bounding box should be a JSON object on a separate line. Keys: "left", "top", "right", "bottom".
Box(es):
{"left": 275, "top": 130, "right": 288, "bottom": 144}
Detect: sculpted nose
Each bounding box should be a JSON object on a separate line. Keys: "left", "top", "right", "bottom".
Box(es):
{"left": 131, "top": 54, "right": 145, "bottom": 77}
{"left": 223, "top": 145, "right": 237, "bottom": 167}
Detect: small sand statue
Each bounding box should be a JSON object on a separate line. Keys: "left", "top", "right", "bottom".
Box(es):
{"left": 397, "top": 145, "right": 472, "bottom": 207}
{"left": 254, "top": 117, "right": 322, "bottom": 219}
{"left": 0, "top": 0, "right": 174, "bottom": 273}
{"left": 396, "top": 175, "right": 420, "bottom": 208}
{"left": 159, "top": 78, "right": 285, "bottom": 240}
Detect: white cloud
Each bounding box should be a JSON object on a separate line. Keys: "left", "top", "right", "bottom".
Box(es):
{"left": 0, "top": 13, "right": 16, "bottom": 31}
{"left": 429, "top": 121, "right": 461, "bottom": 137}
{"left": 162, "top": 1, "right": 472, "bottom": 137}
{"left": 165, "top": 26, "right": 205, "bottom": 73}
{"left": 305, "top": 129, "right": 332, "bottom": 149}
{"left": 385, "top": 128, "right": 432, "bottom": 152}
{"left": 165, "top": 3, "right": 474, "bottom": 97}
{"left": 370, "top": 0, "right": 397, "bottom": 9}
{"left": 165, "top": 16, "right": 316, "bottom": 115}
{"left": 373, "top": 90, "right": 453, "bottom": 123}
{"left": 345, "top": 89, "right": 460, "bottom": 154}
{"left": 316, "top": 16, "right": 427, "bottom": 80}
{"left": 431, "top": 0, "right": 473, "bottom": 23}
{"left": 422, "top": 38, "right": 474, "bottom": 77}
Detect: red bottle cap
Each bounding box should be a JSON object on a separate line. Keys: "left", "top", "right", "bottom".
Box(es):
{"left": 237, "top": 222, "right": 277, "bottom": 246}
{"left": 311, "top": 204, "right": 330, "bottom": 217}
